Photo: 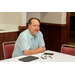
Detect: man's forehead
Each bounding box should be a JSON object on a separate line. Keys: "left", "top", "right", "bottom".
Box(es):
{"left": 31, "top": 19, "right": 39, "bottom": 23}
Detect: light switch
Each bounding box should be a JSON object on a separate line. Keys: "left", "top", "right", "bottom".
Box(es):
{"left": 63, "top": 17, "right": 66, "bottom": 21}
{"left": 18, "top": 18, "right": 20, "bottom": 23}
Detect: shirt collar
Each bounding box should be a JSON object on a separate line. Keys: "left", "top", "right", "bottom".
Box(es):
{"left": 28, "top": 29, "right": 38, "bottom": 39}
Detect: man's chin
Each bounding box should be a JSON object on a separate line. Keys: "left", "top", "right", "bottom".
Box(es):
{"left": 33, "top": 33, "right": 37, "bottom": 35}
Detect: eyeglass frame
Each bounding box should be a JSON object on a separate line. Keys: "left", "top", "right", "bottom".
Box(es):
{"left": 41, "top": 53, "right": 54, "bottom": 59}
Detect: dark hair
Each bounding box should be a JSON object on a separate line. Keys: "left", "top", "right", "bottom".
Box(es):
{"left": 27, "top": 18, "right": 40, "bottom": 27}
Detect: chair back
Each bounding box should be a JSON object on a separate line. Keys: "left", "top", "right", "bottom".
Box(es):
{"left": 2, "top": 41, "right": 15, "bottom": 59}
{"left": 61, "top": 44, "right": 75, "bottom": 56}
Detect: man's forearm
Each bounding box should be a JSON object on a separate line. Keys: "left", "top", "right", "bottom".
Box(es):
{"left": 23, "top": 47, "right": 46, "bottom": 56}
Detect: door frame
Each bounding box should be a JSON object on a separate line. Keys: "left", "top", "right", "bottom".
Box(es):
{"left": 66, "top": 12, "right": 70, "bottom": 43}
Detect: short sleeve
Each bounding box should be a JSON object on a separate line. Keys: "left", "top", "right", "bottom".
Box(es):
{"left": 18, "top": 33, "right": 30, "bottom": 51}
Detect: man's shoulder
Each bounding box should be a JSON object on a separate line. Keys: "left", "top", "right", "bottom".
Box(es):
{"left": 19, "top": 29, "right": 28, "bottom": 37}
{"left": 37, "top": 31, "right": 43, "bottom": 36}
{"left": 38, "top": 31, "right": 43, "bottom": 35}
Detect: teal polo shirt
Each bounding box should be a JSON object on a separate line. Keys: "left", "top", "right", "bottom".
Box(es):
{"left": 12, "top": 29, "right": 45, "bottom": 57}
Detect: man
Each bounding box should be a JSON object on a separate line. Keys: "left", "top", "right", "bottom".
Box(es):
{"left": 12, "top": 18, "right": 46, "bottom": 57}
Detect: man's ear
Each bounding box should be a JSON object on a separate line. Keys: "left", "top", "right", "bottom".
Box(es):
{"left": 28, "top": 24, "right": 30, "bottom": 28}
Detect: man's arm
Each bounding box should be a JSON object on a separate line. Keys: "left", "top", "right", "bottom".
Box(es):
{"left": 23, "top": 46, "right": 46, "bottom": 56}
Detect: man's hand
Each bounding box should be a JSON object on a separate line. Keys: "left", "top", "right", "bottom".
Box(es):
{"left": 39, "top": 46, "right": 46, "bottom": 52}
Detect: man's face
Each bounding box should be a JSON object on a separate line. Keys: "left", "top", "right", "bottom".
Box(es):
{"left": 28, "top": 19, "right": 40, "bottom": 37}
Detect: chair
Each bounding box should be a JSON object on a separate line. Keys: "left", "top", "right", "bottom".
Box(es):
{"left": 2, "top": 41, "right": 15, "bottom": 59}
{"left": 61, "top": 44, "right": 75, "bottom": 56}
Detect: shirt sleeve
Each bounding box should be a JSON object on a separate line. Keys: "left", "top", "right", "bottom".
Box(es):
{"left": 38, "top": 32, "right": 45, "bottom": 47}
{"left": 18, "top": 33, "right": 30, "bottom": 51}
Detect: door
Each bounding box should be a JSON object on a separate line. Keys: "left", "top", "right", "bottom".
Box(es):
{"left": 66, "top": 12, "right": 70, "bottom": 43}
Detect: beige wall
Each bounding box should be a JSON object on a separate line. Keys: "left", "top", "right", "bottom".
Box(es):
{"left": 0, "top": 12, "right": 23, "bottom": 30}
{"left": 0, "top": 12, "right": 6, "bottom": 24}
{"left": 41, "top": 12, "right": 62, "bottom": 24}
{"left": 41, "top": 12, "right": 66, "bottom": 24}
{"left": 0, "top": 12, "right": 22, "bottom": 25}
{"left": 26, "top": 12, "right": 40, "bottom": 23}
{"left": 5, "top": 12, "right": 22, "bottom": 25}
{"left": 22, "top": 12, "right": 26, "bottom": 26}
{"left": 0, "top": 12, "right": 66, "bottom": 25}
{"left": 26, "top": 12, "right": 66, "bottom": 24}
{"left": 0, "top": 12, "right": 66, "bottom": 29}
{"left": 0, "top": 12, "right": 6, "bottom": 29}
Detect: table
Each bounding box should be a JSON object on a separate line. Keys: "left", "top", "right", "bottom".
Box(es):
{"left": 1, "top": 50, "right": 75, "bottom": 62}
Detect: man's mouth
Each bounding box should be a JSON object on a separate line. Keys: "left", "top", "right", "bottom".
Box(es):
{"left": 34, "top": 30, "right": 38, "bottom": 32}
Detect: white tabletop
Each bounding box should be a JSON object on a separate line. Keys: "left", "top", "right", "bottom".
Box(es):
{"left": 1, "top": 50, "right": 75, "bottom": 62}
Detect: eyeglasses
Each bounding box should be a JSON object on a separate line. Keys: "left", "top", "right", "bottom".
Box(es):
{"left": 41, "top": 53, "right": 54, "bottom": 59}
